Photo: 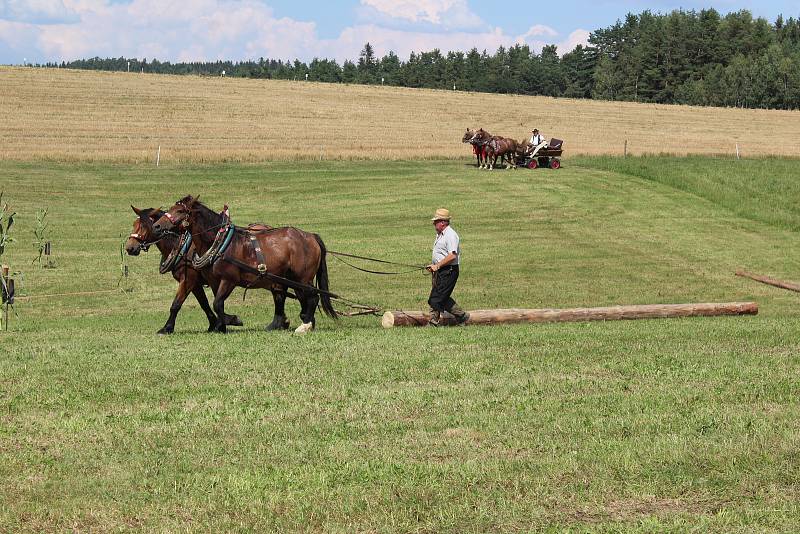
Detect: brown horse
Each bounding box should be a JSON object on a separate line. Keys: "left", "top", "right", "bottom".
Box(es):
{"left": 470, "top": 128, "right": 492, "bottom": 169}
{"left": 471, "top": 129, "right": 517, "bottom": 169}
{"left": 486, "top": 137, "right": 519, "bottom": 170}
{"left": 152, "top": 196, "right": 336, "bottom": 334}
{"left": 462, "top": 128, "right": 486, "bottom": 168}
{"left": 126, "top": 206, "right": 243, "bottom": 334}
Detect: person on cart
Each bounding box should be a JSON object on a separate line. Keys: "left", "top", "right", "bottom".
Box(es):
{"left": 529, "top": 128, "right": 548, "bottom": 157}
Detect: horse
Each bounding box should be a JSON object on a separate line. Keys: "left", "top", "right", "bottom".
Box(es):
{"left": 126, "top": 206, "right": 244, "bottom": 334}
{"left": 152, "top": 196, "right": 336, "bottom": 334}
{"left": 470, "top": 128, "right": 493, "bottom": 169}
{"left": 471, "top": 129, "right": 517, "bottom": 170}
{"left": 486, "top": 137, "right": 519, "bottom": 170}
{"left": 462, "top": 128, "right": 487, "bottom": 168}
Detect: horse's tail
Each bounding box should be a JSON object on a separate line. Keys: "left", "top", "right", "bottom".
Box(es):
{"left": 313, "top": 233, "right": 338, "bottom": 319}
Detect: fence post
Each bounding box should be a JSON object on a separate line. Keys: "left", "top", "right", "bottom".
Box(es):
{"left": 736, "top": 143, "right": 740, "bottom": 160}
{"left": 624, "top": 139, "right": 628, "bottom": 157}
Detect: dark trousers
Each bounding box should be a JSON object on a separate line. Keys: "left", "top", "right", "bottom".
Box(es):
{"left": 428, "top": 265, "right": 459, "bottom": 312}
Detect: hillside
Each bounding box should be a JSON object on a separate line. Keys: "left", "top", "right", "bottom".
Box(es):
{"left": 1, "top": 66, "right": 799, "bottom": 163}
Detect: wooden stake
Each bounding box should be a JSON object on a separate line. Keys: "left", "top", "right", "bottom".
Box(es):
{"left": 382, "top": 302, "right": 758, "bottom": 328}
{"left": 735, "top": 270, "right": 800, "bottom": 293}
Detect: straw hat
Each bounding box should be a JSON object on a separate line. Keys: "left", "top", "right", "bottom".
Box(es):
{"left": 532, "top": 128, "right": 539, "bottom": 133}
{"left": 431, "top": 208, "right": 451, "bottom": 221}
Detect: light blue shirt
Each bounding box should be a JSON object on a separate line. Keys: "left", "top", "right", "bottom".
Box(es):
{"left": 432, "top": 225, "right": 460, "bottom": 265}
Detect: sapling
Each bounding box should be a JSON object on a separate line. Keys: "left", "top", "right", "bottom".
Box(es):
{"left": 0, "top": 191, "right": 14, "bottom": 262}
{"left": 32, "top": 207, "right": 55, "bottom": 268}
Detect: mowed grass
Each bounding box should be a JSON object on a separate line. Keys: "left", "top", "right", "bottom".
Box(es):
{"left": 1, "top": 157, "right": 799, "bottom": 531}
{"left": 4, "top": 66, "right": 800, "bottom": 163}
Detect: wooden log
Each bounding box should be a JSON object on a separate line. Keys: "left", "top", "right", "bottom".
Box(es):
{"left": 381, "top": 302, "right": 758, "bottom": 328}
{"left": 735, "top": 269, "right": 800, "bottom": 293}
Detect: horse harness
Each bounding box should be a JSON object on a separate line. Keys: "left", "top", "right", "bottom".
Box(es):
{"left": 159, "top": 231, "right": 193, "bottom": 275}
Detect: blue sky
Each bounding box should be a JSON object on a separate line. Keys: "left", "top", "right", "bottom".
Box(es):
{"left": 0, "top": 1, "right": 797, "bottom": 65}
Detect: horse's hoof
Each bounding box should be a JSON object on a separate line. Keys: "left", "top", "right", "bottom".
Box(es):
{"left": 293, "top": 322, "right": 314, "bottom": 335}
{"left": 157, "top": 327, "right": 173, "bottom": 335}
{"left": 227, "top": 315, "right": 244, "bottom": 327}
{"left": 265, "top": 317, "right": 290, "bottom": 331}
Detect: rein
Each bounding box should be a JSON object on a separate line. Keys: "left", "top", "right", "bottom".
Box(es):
{"left": 327, "top": 250, "right": 428, "bottom": 275}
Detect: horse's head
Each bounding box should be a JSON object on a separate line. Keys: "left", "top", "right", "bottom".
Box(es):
{"left": 126, "top": 205, "right": 165, "bottom": 256}
{"left": 462, "top": 128, "right": 475, "bottom": 143}
{"left": 473, "top": 128, "right": 491, "bottom": 145}
{"left": 153, "top": 195, "right": 197, "bottom": 234}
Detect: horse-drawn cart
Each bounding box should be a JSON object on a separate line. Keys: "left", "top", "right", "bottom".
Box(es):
{"left": 519, "top": 138, "right": 563, "bottom": 169}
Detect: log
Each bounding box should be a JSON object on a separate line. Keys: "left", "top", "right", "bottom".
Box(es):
{"left": 735, "top": 269, "right": 800, "bottom": 293}
{"left": 381, "top": 302, "right": 758, "bottom": 328}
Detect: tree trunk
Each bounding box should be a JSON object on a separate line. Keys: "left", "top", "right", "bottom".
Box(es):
{"left": 381, "top": 302, "right": 758, "bottom": 328}
{"left": 735, "top": 270, "right": 800, "bottom": 293}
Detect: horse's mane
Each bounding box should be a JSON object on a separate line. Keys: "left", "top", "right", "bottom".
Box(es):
{"left": 180, "top": 195, "right": 223, "bottom": 231}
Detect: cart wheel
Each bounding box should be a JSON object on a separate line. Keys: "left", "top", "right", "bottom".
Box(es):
{"left": 550, "top": 158, "right": 561, "bottom": 169}
{"left": 527, "top": 159, "right": 538, "bottom": 169}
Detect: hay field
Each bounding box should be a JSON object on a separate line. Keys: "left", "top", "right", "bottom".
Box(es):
{"left": 1, "top": 66, "right": 800, "bottom": 163}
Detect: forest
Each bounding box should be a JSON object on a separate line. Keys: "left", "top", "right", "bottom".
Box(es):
{"left": 43, "top": 8, "right": 800, "bottom": 110}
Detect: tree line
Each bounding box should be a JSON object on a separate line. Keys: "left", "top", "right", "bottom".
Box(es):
{"left": 39, "top": 8, "right": 800, "bottom": 110}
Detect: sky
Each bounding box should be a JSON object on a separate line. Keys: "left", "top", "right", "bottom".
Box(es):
{"left": 0, "top": 0, "right": 798, "bottom": 65}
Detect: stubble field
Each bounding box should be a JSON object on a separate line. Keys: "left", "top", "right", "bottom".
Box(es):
{"left": 2, "top": 66, "right": 800, "bottom": 162}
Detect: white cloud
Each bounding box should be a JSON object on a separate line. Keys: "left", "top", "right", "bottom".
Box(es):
{"left": 520, "top": 24, "right": 559, "bottom": 39}
{"left": 559, "top": 29, "right": 591, "bottom": 52}
{"left": 0, "top": 0, "right": 79, "bottom": 24}
{"left": 360, "top": 0, "right": 469, "bottom": 24}
{"left": 357, "top": 0, "right": 484, "bottom": 31}
{"left": 0, "top": 0, "right": 590, "bottom": 64}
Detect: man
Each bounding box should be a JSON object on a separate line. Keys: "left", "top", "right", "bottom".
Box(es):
{"left": 529, "top": 128, "right": 548, "bottom": 157}
{"left": 529, "top": 128, "right": 545, "bottom": 146}
{"left": 426, "top": 208, "right": 469, "bottom": 326}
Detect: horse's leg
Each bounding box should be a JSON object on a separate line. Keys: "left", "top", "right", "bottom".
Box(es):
{"left": 293, "top": 289, "right": 316, "bottom": 335}
{"left": 211, "top": 279, "right": 236, "bottom": 333}
{"left": 265, "top": 288, "right": 290, "bottom": 331}
{"left": 191, "top": 285, "right": 219, "bottom": 332}
{"left": 159, "top": 277, "right": 194, "bottom": 335}
{"left": 207, "top": 277, "right": 243, "bottom": 327}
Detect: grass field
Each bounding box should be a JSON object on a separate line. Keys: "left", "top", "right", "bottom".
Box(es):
{"left": 3, "top": 67, "right": 800, "bottom": 163}
{"left": 1, "top": 156, "right": 799, "bottom": 531}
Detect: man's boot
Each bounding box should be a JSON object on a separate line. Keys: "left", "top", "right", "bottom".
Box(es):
{"left": 449, "top": 304, "right": 470, "bottom": 325}
{"left": 428, "top": 309, "right": 441, "bottom": 327}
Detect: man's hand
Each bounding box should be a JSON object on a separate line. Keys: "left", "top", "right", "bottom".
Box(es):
{"left": 426, "top": 263, "right": 438, "bottom": 272}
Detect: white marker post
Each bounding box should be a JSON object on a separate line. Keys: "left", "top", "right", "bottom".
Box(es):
{"left": 156, "top": 146, "right": 161, "bottom": 167}
{"left": 736, "top": 143, "right": 740, "bottom": 160}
